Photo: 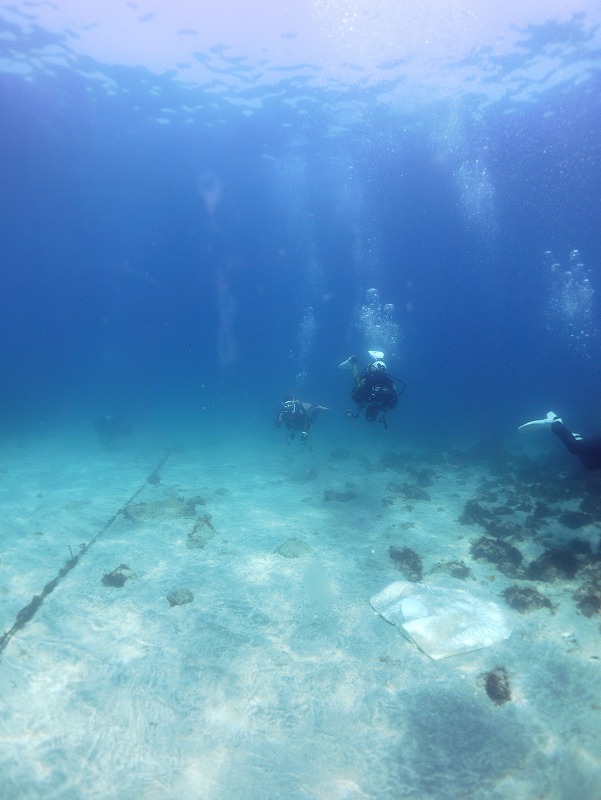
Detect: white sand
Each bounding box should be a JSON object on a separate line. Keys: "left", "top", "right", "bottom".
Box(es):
{"left": 1, "top": 425, "right": 600, "bottom": 799}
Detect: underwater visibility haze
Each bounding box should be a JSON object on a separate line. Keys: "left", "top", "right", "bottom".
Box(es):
{"left": 1, "top": 2, "right": 601, "bottom": 799}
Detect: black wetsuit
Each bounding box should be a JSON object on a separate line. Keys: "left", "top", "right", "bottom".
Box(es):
{"left": 276, "top": 401, "right": 310, "bottom": 434}
{"left": 276, "top": 401, "right": 322, "bottom": 441}
{"left": 552, "top": 421, "right": 601, "bottom": 471}
{"left": 352, "top": 371, "right": 398, "bottom": 417}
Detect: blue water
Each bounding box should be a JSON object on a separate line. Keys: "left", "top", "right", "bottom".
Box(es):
{"left": 1, "top": 4, "right": 601, "bottom": 799}
{"left": 2, "top": 10, "right": 601, "bottom": 443}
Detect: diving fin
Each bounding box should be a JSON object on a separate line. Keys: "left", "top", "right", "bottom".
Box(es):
{"left": 368, "top": 350, "right": 384, "bottom": 361}
{"left": 338, "top": 355, "right": 357, "bottom": 369}
{"left": 518, "top": 411, "right": 561, "bottom": 434}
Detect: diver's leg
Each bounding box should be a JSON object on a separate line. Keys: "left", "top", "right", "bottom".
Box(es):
{"left": 551, "top": 420, "right": 582, "bottom": 454}
{"left": 552, "top": 422, "right": 601, "bottom": 469}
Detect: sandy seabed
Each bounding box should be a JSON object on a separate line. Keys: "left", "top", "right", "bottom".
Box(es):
{"left": 1, "top": 422, "right": 600, "bottom": 800}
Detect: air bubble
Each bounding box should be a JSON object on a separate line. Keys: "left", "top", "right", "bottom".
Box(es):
{"left": 357, "top": 288, "right": 401, "bottom": 359}
{"left": 545, "top": 249, "right": 598, "bottom": 357}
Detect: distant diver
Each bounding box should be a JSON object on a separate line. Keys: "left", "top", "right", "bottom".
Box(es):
{"left": 275, "top": 394, "right": 328, "bottom": 447}
{"left": 519, "top": 411, "right": 601, "bottom": 471}
{"left": 95, "top": 414, "right": 133, "bottom": 448}
{"left": 338, "top": 350, "right": 405, "bottom": 428}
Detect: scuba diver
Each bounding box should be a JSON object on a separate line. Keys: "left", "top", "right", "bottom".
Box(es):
{"left": 95, "top": 414, "right": 133, "bottom": 448}
{"left": 519, "top": 411, "right": 601, "bottom": 471}
{"left": 275, "top": 395, "right": 328, "bottom": 446}
{"left": 338, "top": 350, "right": 405, "bottom": 428}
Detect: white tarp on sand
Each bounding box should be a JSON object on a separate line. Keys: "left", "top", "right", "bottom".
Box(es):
{"left": 370, "top": 579, "right": 513, "bottom": 660}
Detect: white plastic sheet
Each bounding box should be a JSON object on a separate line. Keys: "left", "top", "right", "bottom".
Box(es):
{"left": 370, "top": 580, "right": 513, "bottom": 660}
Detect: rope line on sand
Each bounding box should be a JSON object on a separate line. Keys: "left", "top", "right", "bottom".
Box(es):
{"left": 0, "top": 451, "right": 172, "bottom": 657}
